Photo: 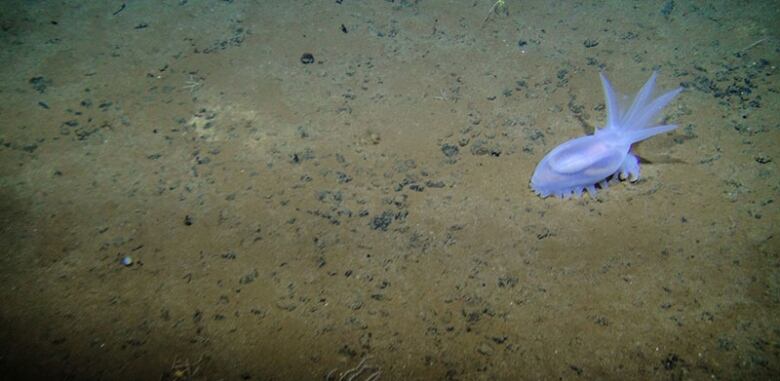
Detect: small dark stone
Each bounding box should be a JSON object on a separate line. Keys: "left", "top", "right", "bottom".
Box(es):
{"left": 718, "top": 337, "right": 735, "bottom": 351}
{"left": 441, "top": 144, "right": 459, "bottom": 157}
{"left": 239, "top": 269, "right": 258, "bottom": 285}
{"left": 300, "top": 53, "right": 315, "bottom": 64}
{"left": 395, "top": 177, "right": 413, "bottom": 192}
{"left": 517, "top": 39, "right": 527, "bottom": 47}
{"left": 583, "top": 39, "right": 599, "bottom": 48}
{"left": 184, "top": 215, "right": 193, "bottom": 225}
{"left": 336, "top": 171, "right": 353, "bottom": 183}
{"left": 29, "top": 76, "right": 52, "bottom": 93}
{"left": 296, "top": 125, "right": 309, "bottom": 138}
{"left": 660, "top": 0, "right": 675, "bottom": 17}
{"left": 663, "top": 353, "right": 679, "bottom": 370}
{"left": 497, "top": 276, "right": 518, "bottom": 288}
{"left": 755, "top": 154, "right": 772, "bottom": 164}
{"left": 341, "top": 24, "right": 348, "bottom": 33}
{"left": 621, "top": 31, "right": 638, "bottom": 40}
{"left": 470, "top": 140, "right": 501, "bottom": 157}
{"left": 51, "top": 338, "right": 66, "bottom": 345}
{"left": 536, "top": 228, "right": 551, "bottom": 240}
{"left": 370, "top": 211, "right": 394, "bottom": 231}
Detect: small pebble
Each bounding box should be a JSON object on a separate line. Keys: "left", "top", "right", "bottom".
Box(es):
{"left": 477, "top": 343, "right": 494, "bottom": 356}
{"left": 583, "top": 39, "right": 599, "bottom": 48}
{"left": 300, "top": 53, "right": 315, "bottom": 64}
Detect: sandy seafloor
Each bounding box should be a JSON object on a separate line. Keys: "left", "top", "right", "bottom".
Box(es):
{"left": 0, "top": 0, "right": 778, "bottom": 380}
